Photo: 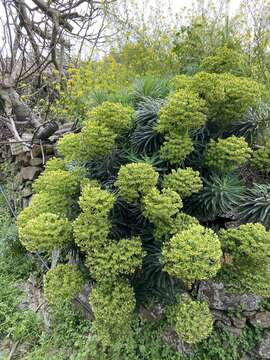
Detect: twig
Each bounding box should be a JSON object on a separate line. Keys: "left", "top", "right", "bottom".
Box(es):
{"left": 8, "top": 340, "right": 20, "bottom": 360}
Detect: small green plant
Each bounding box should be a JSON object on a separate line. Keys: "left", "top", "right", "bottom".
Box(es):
{"left": 162, "top": 224, "right": 222, "bottom": 283}
{"left": 44, "top": 264, "right": 84, "bottom": 306}
{"left": 167, "top": 297, "right": 213, "bottom": 344}
{"left": 187, "top": 174, "right": 245, "bottom": 217}
{"left": 237, "top": 184, "right": 270, "bottom": 228}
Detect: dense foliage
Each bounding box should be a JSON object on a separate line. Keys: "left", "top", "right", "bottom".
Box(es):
{"left": 5, "top": 1, "right": 270, "bottom": 357}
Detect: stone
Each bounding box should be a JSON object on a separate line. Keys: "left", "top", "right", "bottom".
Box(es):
{"left": 231, "top": 316, "right": 246, "bottom": 329}
{"left": 162, "top": 327, "right": 194, "bottom": 356}
{"left": 211, "top": 310, "right": 231, "bottom": 326}
{"left": 44, "top": 144, "right": 55, "bottom": 155}
{"left": 139, "top": 304, "right": 166, "bottom": 322}
{"left": 249, "top": 312, "right": 270, "bottom": 329}
{"left": 31, "top": 145, "right": 42, "bottom": 158}
{"left": 215, "top": 321, "right": 242, "bottom": 337}
{"left": 29, "top": 158, "right": 44, "bottom": 166}
{"left": 22, "top": 197, "right": 31, "bottom": 208}
{"left": 22, "top": 187, "right": 32, "bottom": 198}
{"left": 21, "top": 166, "right": 42, "bottom": 181}
{"left": 243, "top": 311, "right": 257, "bottom": 319}
{"left": 15, "top": 152, "right": 31, "bottom": 165}
{"left": 198, "top": 281, "right": 262, "bottom": 311}
{"left": 257, "top": 334, "right": 270, "bottom": 358}
{"left": 13, "top": 172, "right": 23, "bottom": 189}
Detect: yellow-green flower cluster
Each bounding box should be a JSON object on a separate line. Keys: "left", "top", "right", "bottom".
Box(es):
{"left": 220, "top": 223, "right": 270, "bottom": 258}
{"left": 89, "top": 282, "right": 136, "bottom": 347}
{"left": 43, "top": 157, "right": 66, "bottom": 173}
{"left": 17, "top": 192, "right": 70, "bottom": 228}
{"left": 156, "top": 90, "right": 207, "bottom": 134}
{"left": 205, "top": 136, "right": 252, "bottom": 173}
{"left": 58, "top": 121, "right": 117, "bottom": 163}
{"left": 155, "top": 212, "right": 199, "bottom": 243}
{"left": 219, "top": 223, "right": 270, "bottom": 296}
{"left": 85, "top": 237, "right": 144, "bottom": 282}
{"left": 73, "top": 184, "right": 115, "bottom": 254}
{"left": 19, "top": 213, "right": 72, "bottom": 252}
{"left": 74, "top": 183, "right": 144, "bottom": 285}
{"left": 156, "top": 89, "right": 206, "bottom": 165}
{"left": 88, "top": 101, "right": 134, "bottom": 133}
{"left": 33, "top": 169, "right": 80, "bottom": 197}
{"left": 251, "top": 141, "right": 270, "bottom": 173}
{"left": 162, "top": 224, "right": 222, "bottom": 282}
{"left": 57, "top": 133, "right": 81, "bottom": 163}
{"left": 159, "top": 134, "right": 194, "bottom": 165}
{"left": 172, "top": 72, "right": 268, "bottom": 129}
{"left": 18, "top": 166, "right": 81, "bottom": 253}
{"left": 115, "top": 163, "right": 159, "bottom": 203}
{"left": 143, "top": 188, "right": 182, "bottom": 227}
{"left": 44, "top": 264, "right": 84, "bottom": 306}
{"left": 167, "top": 298, "right": 213, "bottom": 344}
{"left": 163, "top": 167, "right": 202, "bottom": 198}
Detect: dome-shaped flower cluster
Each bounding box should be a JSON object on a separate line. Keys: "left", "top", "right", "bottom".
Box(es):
{"left": 44, "top": 264, "right": 84, "bottom": 306}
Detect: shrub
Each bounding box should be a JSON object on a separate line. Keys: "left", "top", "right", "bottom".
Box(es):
{"left": 187, "top": 174, "right": 245, "bottom": 217}
{"left": 156, "top": 89, "right": 207, "bottom": 135}
{"left": 204, "top": 136, "right": 252, "bottom": 173}
{"left": 167, "top": 298, "right": 213, "bottom": 344}
{"left": 85, "top": 237, "right": 145, "bottom": 281}
{"left": 162, "top": 224, "right": 222, "bottom": 282}
{"left": 89, "top": 282, "right": 136, "bottom": 347}
{"left": 251, "top": 141, "right": 270, "bottom": 173}
{"left": 159, "top": 133, "right": 194, "bottom": 165}
{"left": 18, "top": 213, "right": 72, "bottom": 252}
{"left": 163, "top": 167, "right": 202, "bottom": 198}
{"left": 115, "top": 163, "right": 158, "bottom": 203}
{"left": 237, "top": 184, "right": 270, "bottom": 228}
{"left": 44, "top": 264, "right": 84, "bottom": 306}
{"left": 143, "top": 188, "right": 183, "bottom": 227}
{"left": 87, "top": 101, "right": 134, "bottom": 133}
